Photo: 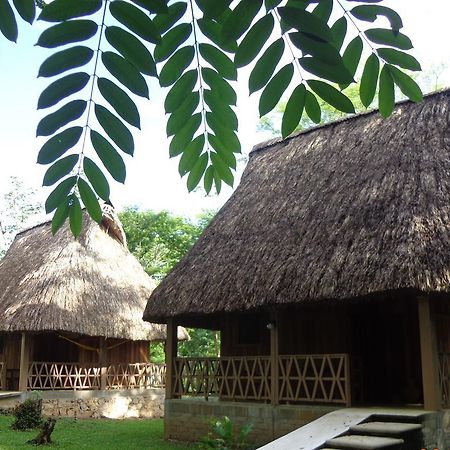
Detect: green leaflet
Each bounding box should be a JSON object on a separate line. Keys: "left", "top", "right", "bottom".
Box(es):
{"left": 307, "top": 80, "right": 355, "bottom": 113}
{"left": 289, "top": 32, "right": 342, "bottom": 65}
{"left": 38, "top": 0, "right": 102, "bottom": 21}
{"left": 36, "top": 20, "right": 98, "bottom": 48}
{"left": 154, "top": 23, "right": 192, "bottom": 63}
{"left": 278, "top": 6, "right": 333, "bottom": 42}
{"left": 153, "top": 2, "right": 187, "bottom": 34}
{"left": 221, "top": 0, "right": 263, "bottom": 43}
{"left": 202, "top": 68, "right": 236, "bottom": 106}
{"left": 197, "top": 17, "right": 237, "bottom": 53}
{"left": 78, "top": 178, "right": 102, "bottom": 224}
{"left": 83, "top": 157, "right": 110, "bottom": 201}
{"left": 13, "top": 0, "right": 35, "bottom": 24}
{"left": 376, "top": 48, "right": 421, "bottom": 71}
{"left": 130, "top": 0, "right": 168, "bottom": 14}
{"left": 101, "top": 51, "right": 149, "bottom": 98}
{"left": 187, "top": 153, "right": 208, "bottom": 192}
{"left": 178, "top": 135, "right": 205, "bottom": 177}
{"left": 166, "top": 91, "right": 200, "bottom": 136}
{"left": 95, "top": 104, "right": 134, "bottom": 156}
{"left": 43, "top": 154, "right": 79, "bottom": 186}
{"left": 169, "top": 114, "right": 202, "bottom": 157}
{"left": 105, "top": 26, "right": 157, "bottom": 77}
{"left": 45, "top": 176, "right": 77, "bottom": 213}
{"left": 299, "top": 57, "right": 353, "bottom": 85}
{"left": 97, "top": 78, "right": 141, "bottom": 129}
{"left": 164, "top": 69, "right": 198, "bottom": 113}
{"left": 360, "top": 53, "right": 380, "bottom": 108}
{"left": 203, "top": 165, "right": 214, "bottom": 194}
{"left": 365, "top": 28, "right": 413, "bottom": 50}
{"left": 38, "top": 46, "right": 94, "bottom": 78}
{"left": 234, "top": 14, "right": 274, "bottom": 68}
{"left": 159, "top": 46, "right": 195, "bottom": 87}
{"left": 206, "top": 113, "right": 241, "bottom": 153}
{"left": 350, "top": 5, "right": 402, "bottom": 32}
{"left": 210, "top": 152, "right": 233, "bottom": 186}
{"left": 199, "top": 43, "right": 237, "bottom": 81}
{"left": 378, "top": 65, "right": 394, "bottom": 118}
{"left": 109, "top": 1, "right": 161, "bottom": 44}
{"left": 0, "top": 0, "right": 18, "bottom": 42}
{"left": 90, "top": 130, "right": 126, "bottom": 183}
{"left": 52, "top": 197, "right": 70, "bottom": 234}
{"left": 330, "top": 16, "right": 347, "bottom": 51}
{"left": 313, "top": 0, "right": 332, "bottom": 22}
{"left": 195, "top": 0, "right": 231, "bottom": 19}
{"left": 281, "top": 83, "right": 306, "bottom": 138}
{"left": 305, "top": 90, "right": 321, "bottom": 123}
{"left": 249, "top": 38, "right": 284, "bottom": 94}
{"left": 387, "top": 65, "right": 423, "bottom": 103}
{"left": 38, "top": 72, "right": 90, "bottom": 109}
{"left": 203, "top": 90, "right": 238, "bottom": 131}
{"left": 259, "top": 63, "right": 294, "bottom": 117}
{"left": 340, "top": 36, "right": 363, "bottom": 89}
{"left": 36, "top": 100, "right": 87, "bottom": 137}
{"left": 69, "top": 195, "right": 83, "bottom": 237}
{"left": 38, "top": 126, "right": 83, "bottom": 164}
{"left": 208, "top": 135, "right": 237, "bottom": 169}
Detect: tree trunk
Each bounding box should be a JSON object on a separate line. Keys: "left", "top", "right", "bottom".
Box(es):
{"left": 27, "top": 418, "right": 56, "bottom": 445}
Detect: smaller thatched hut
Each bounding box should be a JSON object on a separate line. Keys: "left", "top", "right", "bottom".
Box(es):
{"left": 0, "top": 206, "right": 185, "bottom": 392}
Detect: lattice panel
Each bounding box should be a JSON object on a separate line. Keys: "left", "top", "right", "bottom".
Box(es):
{"left": 106, "top": 363, "right": 166, "bottom": 389}
{"left": 439, "top": 352, "right": 450, "bottom": 407}
{"left": 28, "top": 362, "right": 101, "bottom": 390}
{"left": 279, "top": 354, "right": 349, "bottom": 404}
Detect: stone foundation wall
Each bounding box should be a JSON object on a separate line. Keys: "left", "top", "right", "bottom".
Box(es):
{"left": 164, "top": 398, "right": 337, "bottom": 446}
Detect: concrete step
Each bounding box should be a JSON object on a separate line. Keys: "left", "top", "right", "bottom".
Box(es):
{"left": 350, "top": 421, "right": 422, "bottom": 436}
{"left": 325, "top": 435, "right": 404, "bottom": 450}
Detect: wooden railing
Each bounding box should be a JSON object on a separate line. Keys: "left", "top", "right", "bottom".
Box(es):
{"left": 173, "top": 354, "right": 350, "bottom": 405}
{"left": 27, "top": 362, "right": 165, "bottom": 391}
{"left": 439, "top": 352, "right": 450, "bottom": 407}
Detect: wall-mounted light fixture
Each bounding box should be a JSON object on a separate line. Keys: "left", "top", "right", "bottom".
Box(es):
{"left": 266, "top": 320, "right": 276, "bottom": 330}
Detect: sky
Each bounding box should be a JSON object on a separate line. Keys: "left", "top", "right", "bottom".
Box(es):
{"left": 0, "top": 0, "right": 449, "bottom": 221}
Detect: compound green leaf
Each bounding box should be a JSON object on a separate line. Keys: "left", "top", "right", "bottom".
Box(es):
{"left": 249, "top": 38, "right": 284, "bottom": 94}
{"left": 78, "top": 178, "right": 102, "bottom": 223}
{"left": 109, "top": 1, "right": 161, "bottom": 44}
{"left": 38, "top": 46, "right": 94, "bottom": 78}
{"left": 178, "top": 134, "right": 205, "bottom": 176}
{"left": 166, "top": 91, "right": 200, "bottom": 136}
{"left": 0, "top": 0, "right": 18, "bottom": 42}
{"left": 13, "top": 0, "right": 35, "bottom": 24}
{"left": 365, "top": 28, "right": 412, "bottom": 50}
{"left": 378, "top": 65, "right": 394, "bottom": 118}
{"left": 203, "top": 90, "right": 238, "bottom": 130}
{"left": 52, "top": 197, "right": 70, "bottom": 234}
{"left": 45, "top": 176, "right": 77, "bottom": 213}
{"left": 38, "top": 0, "right": 102, "bottom": 21}
{"left": 69, "top": 194, "right": 82, "bottom": 237}
{"left": 307, "top": 79, "right": 355, "bottom": 113}
{"left": 36, "top": 20, "right": 98, "bottom": 48}
{"left": 351, "top": 5, "right": 402, "bottom": 32}
{"left": 299, "top": 57, "right": 353, "bottom": 85}
{"left": 90, "top": 130, "right": 126, "bottom": 183}
{"left": 97, "top": 77, "right": 140, "bottom": 129}
{"left": 289, "top": 31, "right": 342, "bottom": 64}
{"left": 222, "top": 0, "right": 262, "bottom": 43}
{"left": 199, "top": 43, "right": 237, "bottom": 81}
{"left": 38, "top": 72, "right": 90, "bottom": 109}
{"left": 164, "top": 69, "right": 198, "bottom": 113}
{"left": 197, "top": 18, "right": 237, "bottom": 53}
{"left": 360, "top": 53, "right": 380, "bottom": 108}
{"left": 169, "top": 114, "right": 202, "bottom": 157}
{"left": 153, "top": 2, "right": 187, "bottom": 34}
{"left": 281, "top": 83, "right": 306, "bottom": 138}
{"left": 206, "top": 112, "right": 240, "bottom": 153}
{"left": 159, "top": 45, "right": 195, "bottom": 87}
{"left": 210, "top": 151, "right": 233, "bottom": 186}
{"left": 83, "top": 157, "right": 110, "bottom": 201}
{"left": 102, "top": 51, "right": 149, "bottom": 98}
{"left": 105, "top": 26, "right": 157, "bottom": 76}
{"left": 305, "top": 90, "right": 321, "bottom": 123}
{"left": 234, "top": 14, "right": 274, "bottom": 68}
{"left": 37, "top": 100, "right": 87, "bottom": 137}
{"left": 38, "top": 126, "right": 83, "bottom": 164}
{"left": 187, "top": 152, "right": 208, "bottom": 191}
{"left": 208, "top": 134, "right": 237, "bottom": 169}
{"left": 259, "top": 63, "right": 294, "bottom": 117}
{"left": 387, "top": 64, "right": 423, "bottom": 103}
{"left": 377, "top": 47, "right": 421, "bottom": 71}
{"left": 95, "top": 104, "right": 134, "bottom": 155}
{"left": 202, "top": 68, "right": 236, "bottom": 105}
{"left": 43, "top": 154, "right": 79, "bottom": 186}
{"left": 154, "top": 23, "right": 192, "bottom": 62}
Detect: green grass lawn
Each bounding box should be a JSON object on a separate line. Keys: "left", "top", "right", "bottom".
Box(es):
{"left": 0, "top": 416, "right": 196, "bottom": 450}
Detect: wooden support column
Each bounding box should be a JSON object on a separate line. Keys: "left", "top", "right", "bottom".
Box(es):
{"left": 270, "top": 313, "right": 279, "bottom": 406}
{"left": 99, "top": 337, "right": 107, "bottom": 390}
{"left": 418, "top": 296, "right": 441, "bottom": 410}
{"left": 18, "top": 333, "right": 31, "bottom": 392}
{"left": 165, "top": 318, "right": 178, "bottom": 400}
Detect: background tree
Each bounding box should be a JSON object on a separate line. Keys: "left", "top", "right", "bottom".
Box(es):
{"left": 0, "top": 1, "right": 421, "bottom": 235}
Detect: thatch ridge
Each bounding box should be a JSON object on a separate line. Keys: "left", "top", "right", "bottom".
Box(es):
{"left": 144, "top": 89, "right": 450, "bottom": 322}
{"left": 0, "top": 208, "right": 166, "bottom": 340}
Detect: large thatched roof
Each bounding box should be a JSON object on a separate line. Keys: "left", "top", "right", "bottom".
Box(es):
{"left": 144, "top": 90, "right": 450, "bottom": 323}
{"left": 0, "top": 206, "right": 180, "bottom": 341}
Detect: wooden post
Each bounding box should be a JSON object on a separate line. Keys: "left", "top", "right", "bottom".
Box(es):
{"left": 165, "top": 318, "right": 178, "bottom": 399}
{"left": 270, "top": 313, "right": 279, "bottom": 406}
{"left": 418, "top": 296, "right": 441, "bottom": 410}
{"left": 99, "top": 337, "right": 107, "bottom": 390}
{"left": 18, "top": 333, "right": 30, "bottom": 392}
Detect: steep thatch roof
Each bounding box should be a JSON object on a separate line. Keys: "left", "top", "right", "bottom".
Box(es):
{"left": 144, "top": 90, "right": 450, "bottom": 323}
{"left": 0, "top": 206, "right": 183, "bottom": 340}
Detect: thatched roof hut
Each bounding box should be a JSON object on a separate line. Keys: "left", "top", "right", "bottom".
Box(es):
{"left": 144, "top": 89, "right": 450, "bottom": 323}
{"left": 0, "top": 206, "right": 171, "bottom": 341}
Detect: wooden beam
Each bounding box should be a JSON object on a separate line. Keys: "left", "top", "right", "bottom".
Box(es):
{"left": 270, "top": 313, "right": 279, "bottom": 406}
{"left": 99, "top": 337, "right": 107, "bottom": 390}
{"left": 165, "top": 318, "right": 178, "bottom": 400}
{"left": 18, "top": 333, "right": 31, "bottom": 392}
{"left": 418, "top": 296, "right": 441, "bottom": 410}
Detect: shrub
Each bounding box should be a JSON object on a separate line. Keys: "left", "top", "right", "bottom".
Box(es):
{"left": 11, "top": 396, "right": 43, "bottom": 430}
{"left": 200, "top": 416, "right": 254, "bottom": 450}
